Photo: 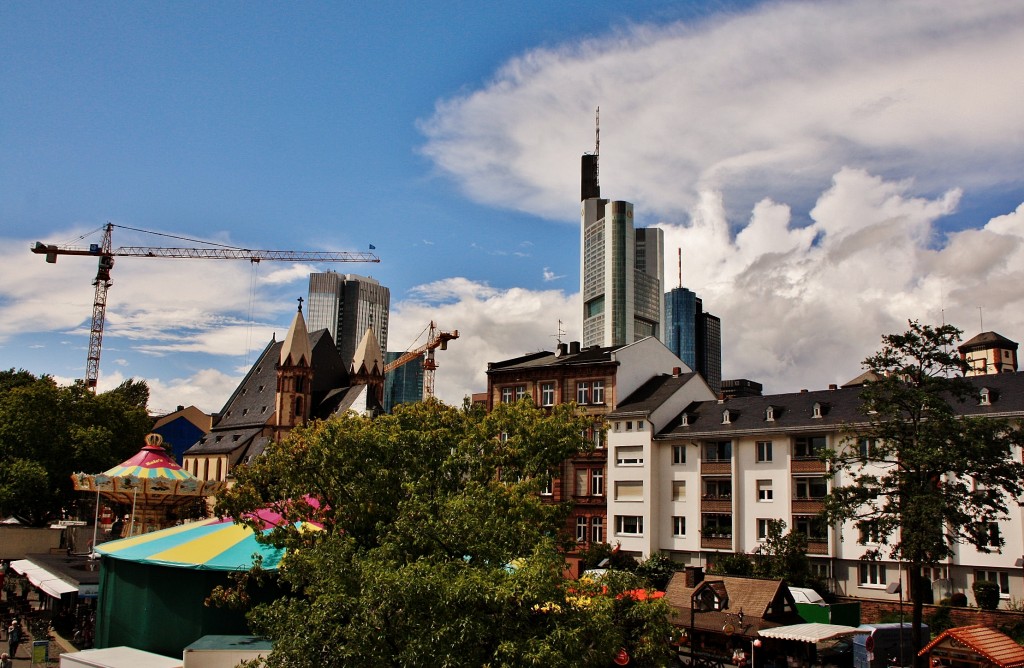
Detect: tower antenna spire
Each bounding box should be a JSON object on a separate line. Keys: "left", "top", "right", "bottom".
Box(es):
{"left": 595, "top": 106, "right": 600, "bottom": 190}
{"left": 678, "top": 248, "right": 682, "bottom": 289}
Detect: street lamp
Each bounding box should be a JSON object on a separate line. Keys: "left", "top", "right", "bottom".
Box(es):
{"left": 886, "top": 580, "right": 904, "bottom": 667}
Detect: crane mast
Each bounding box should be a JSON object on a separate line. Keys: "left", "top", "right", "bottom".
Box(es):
{"left": 382, "top": 321, "right": 459, "bottom": 399}
{"left": 33, "top": 222, "right": 380, "bottom": 391}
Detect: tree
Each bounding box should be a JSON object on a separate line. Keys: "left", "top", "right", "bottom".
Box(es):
{"left": 0, "top": 370, "right": 151, "bottom": 524}
{"left": 823, "top": 321, "right": 1024, "bottom": 664}
{"left": 216, "top": 399, "right": 676, "bottom": 667}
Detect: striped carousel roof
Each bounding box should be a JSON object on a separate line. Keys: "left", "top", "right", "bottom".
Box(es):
{"left": 102, "top": 433, "right": 195, "bottom": 480}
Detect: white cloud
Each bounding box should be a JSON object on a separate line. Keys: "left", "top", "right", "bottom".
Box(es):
{"left": 542, "top": 267, "right": 565, "bottom": 282}
{"left": 421, "top": 1, "right": 1024, "bottom": 223}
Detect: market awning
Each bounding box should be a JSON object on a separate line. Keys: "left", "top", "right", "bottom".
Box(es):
{"left": 759, "top": 623, "right": 862, "bottom": 643}
{"left": 10, "top": 558, "right": 79, "bottom": 598}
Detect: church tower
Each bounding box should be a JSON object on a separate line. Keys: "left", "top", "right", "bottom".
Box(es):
{"left": 350, "top": 327, "right": 385, "bottom": 406}
{"left": 275, "top": 299, "right": 314, "bottom": 440}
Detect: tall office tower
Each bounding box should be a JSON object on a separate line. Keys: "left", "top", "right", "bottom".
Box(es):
{"left": 306, "top": 272, "right": 390, "bottom": 370}
{"left": 664, "top": 286, "right": 723, "bottom": 394}
{"left": 580, "top": 156, "right": 665, "bottom": 348}
{"left": 383, "top": 351, "right": 425, "bottom": 413}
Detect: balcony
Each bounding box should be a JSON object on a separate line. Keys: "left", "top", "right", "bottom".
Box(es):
{"left": 791, "top": 499, "right": 825, "bottom": 514}
{"left": 807, "top": 539, "right": 829, "bottom": 555}
{"left": 701, "top": 461, "right": 731, "bottom": 475}
{"left": 701, "top": 535, "right": 733, "bottom": 550}
{"left": 791, "top": 459, "right": 826, "bottom": 474}
{"left": 701, "top": 497, "right": 732, "bottom": 513}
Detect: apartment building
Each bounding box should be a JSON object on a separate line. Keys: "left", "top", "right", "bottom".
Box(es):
{"left": 486, "top": 337, "right": 711, "bottom": 555}
{"left": 607, "top": 370, "right": 1024, "bottom": 607}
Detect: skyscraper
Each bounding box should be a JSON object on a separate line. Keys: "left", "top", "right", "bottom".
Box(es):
{"left": 580, "top": 156, "right": 665, "bottom": 348}
{"left": 664, "top": 286, "right": 722, "bottom": 394}
{"left": 383, "top": 350, "right": 425, "bottom": 413}
{"left": 306, "top": 272, "right": 390, "bottom": 370}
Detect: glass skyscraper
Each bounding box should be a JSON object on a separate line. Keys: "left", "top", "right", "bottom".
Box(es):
{"left": 664, "top": 286, "right": 722, "bottom": 394}
{"left": 306, "top": 272, "right": 390, "bottom": 371}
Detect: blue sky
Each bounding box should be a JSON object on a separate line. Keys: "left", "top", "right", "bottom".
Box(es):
{"left": 3, "top": 1, "right": 1023, "bottom": 413}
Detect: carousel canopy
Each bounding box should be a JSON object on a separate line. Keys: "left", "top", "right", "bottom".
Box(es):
{"left": 72, "top": 433, "right": 224, "bottom": 503}
{"left": 758, "top": 623, "right": 862, "bottom": 643}
{"left": 96, "top": 509, "right": 321, "bottom": 571}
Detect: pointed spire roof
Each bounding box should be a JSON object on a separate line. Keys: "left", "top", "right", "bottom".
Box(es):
{"left": 280, "top": 299, "right": 313, "bottom": 367}
{"left": 351, "top": 327, "right": 383, "bottom": 376}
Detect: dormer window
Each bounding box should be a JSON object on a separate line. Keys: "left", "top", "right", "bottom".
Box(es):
{"left": 812, "top": 403, "right": 823, "bottom": 419}
{"left": 979, "top": 388, "right": 991, "bottom": 406}
{"left": 765, "top": 407, "right": 775, "bottom": 422}
{"left": 680, "top": 413, "right": 690, "bottom": 427}
{"left": 722, "top": 410, "right": 731, "bottom": 425}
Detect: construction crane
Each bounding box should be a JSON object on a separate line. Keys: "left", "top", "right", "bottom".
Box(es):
{"left": 383, "top": 321, "right": 459, "bottom": 399}
{"left": 32, "top": 222, "right": 380, "bottom": 391}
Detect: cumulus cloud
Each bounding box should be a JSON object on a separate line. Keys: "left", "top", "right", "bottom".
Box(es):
{"left": 420, "top": 0, "right": 1024, "bottom": 224}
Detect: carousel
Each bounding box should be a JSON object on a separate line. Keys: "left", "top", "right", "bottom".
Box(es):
{"left": 72, "top": 433, "right": 225, "bottom": 543}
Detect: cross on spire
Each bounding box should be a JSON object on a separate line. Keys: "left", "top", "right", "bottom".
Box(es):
{"left": 297, "top": 296, "right": 304, "bottom": 313}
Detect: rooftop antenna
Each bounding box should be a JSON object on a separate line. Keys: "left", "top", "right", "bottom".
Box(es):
{"left": 594, "top": 106, "right": 600, "bottom": 191}
{"left": 678, "top": 248, "right": 683, "bottom": 289}
{"left": 978, "top": 306, "right": 984, "bottom": 332}
{"left": 552, "top": 319, "right": 566, "bottom": 346}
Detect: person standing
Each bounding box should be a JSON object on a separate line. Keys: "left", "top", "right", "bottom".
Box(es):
{"left": 6, "top": 619, "right": 21, "bottom": 659}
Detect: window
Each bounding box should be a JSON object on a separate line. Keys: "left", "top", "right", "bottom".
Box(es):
{"left": 616, "top": 446, "right": 643, "bottom": 466}
{"left": 541, "top": 383, "right": 555, "bottom": 406}
{"left": 703, "top": 478, "right": 732, "bottom": 499}
{"left": 722, "top": 409, "right": 732, "bottom": 424}
{"left": 576, "top": 516, "right": 588, "bottom": 543}
{"left": 672, "top": 445, "right": 686, "bottom": 465}
{"left": 757, "top": 518, "right": 770, "bottom": 540}
{"left": 977, "top": 521, "right": 1000, "bottom": 549}
{"left": 540, "top": 474, "right": 553, "bottom": 496}
{"left": 615, "top": 481, "right": 643, "bottom": 501}
{"left": 616, "top": 515, "right": 644, "bottom": 536}
{"left": 810, "top": 561, "right": 832, "bottom": 580}
{"left": 757, "top": 480, "right": 773, "bottom": 502}
{"left": 858, "top": 437, "right": 879, "bottom": 458}
{"left": 636, "top": 421, "right": 645, "bottom": 431}
{"left": 501, "top": 387, "right": 514, "bottom": 403}
{"left": 975, "top": 570, "right": 1010, "bottom": 596}
{"left": 794, "top": 476, "right": 828, "bottom": 499}
{"left": 756, "top": 441, "right": 773, "bottom": 463}
{"left": 591, "top": 517, "right": 604, "bottom": 543}
{"left": 591, "top": 380, "right": 605, "bottom": 404}
{"left": 576, "top": 467, "right": 603, "bottom": 496}
{"left": 794, "top": 435, "right": 826, "bottom": 459}
{"left": 515, "top": 385, "right": 528, "bottom": 400}
{"left": 979, "top": 388, "right": 990, "bottom": 406}
{"left": 576, "top": 382, "right": 589, "bottom": 404}
{"left": 704, "top": 440, "right": 732, "bottom": 462}
{"left": 672, "top": 481, "right": 686, "bottom": 501}
{"left": 859, "top": 562, "right": 886, "bottom": 587}
{"left": 795, "top": 515, "right": 827, "bottom": 541}
{"left": 812, "top": 402, "right": 824, "bottom": 418}
{"left": 702, "top": 514, "right": 732, "bottom": 537}
{"left": 859, "top": 520, "right": 882, "bottom": 544}
{"left": 765, "top": 407, "right": 775, "bottom": 421}
{"left": 625, "top": 421, "right": 633, "bottom": 431}
{"left": 673, "top": 516, "right": 686, "bottom": 537}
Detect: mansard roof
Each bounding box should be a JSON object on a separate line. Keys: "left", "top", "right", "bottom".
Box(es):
{"left": 659, "top": 371, "right": 1024, "bottom": 438}
{"left": 486, "top": 344, "right": 626, "bottom": 373}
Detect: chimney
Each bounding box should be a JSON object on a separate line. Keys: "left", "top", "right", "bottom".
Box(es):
{"left": 176, "top": 405, "right": 185, "bottom": 412}
{"left": 684, "top": 566, "right": 704, "bottom": 588}
{"left": 829, "top": 384, "right": 838, "bottom": 391}
{"left": 672, "top": 367, "right": 682, "bottom": 377}
{"left": 800, "top": 389, "right": 808, "bottom": 393}
{"left": 569, "top": 341, "right": 581, "bottom": 355}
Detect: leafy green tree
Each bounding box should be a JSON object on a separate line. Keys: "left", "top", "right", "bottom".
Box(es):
{"left": 216, "top": 399, "right": 675, "bottom": 667}
{"left": 823, "top": 321, "right": 1024, "bottom": 664}
{"left": 0, "top": 370, "right": 151, "bottom": 524}
{"left": 752, "top": 519, "right": 813, "bottom": 586}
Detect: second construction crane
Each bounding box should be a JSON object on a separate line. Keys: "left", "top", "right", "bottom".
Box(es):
{"left": 32, "top": 222, "right": 380, "bottom": 391}
{"left": 383, "top": 321, "right": 459, "bottom": 399}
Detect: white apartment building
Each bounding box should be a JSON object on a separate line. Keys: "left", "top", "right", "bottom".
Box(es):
{"left": 606, "top": 370, "right": 1024, "bottom": 608}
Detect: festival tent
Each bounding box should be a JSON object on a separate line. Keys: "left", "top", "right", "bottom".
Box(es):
{"left": 93, "top": 511, "right": 318, "bottom": 658}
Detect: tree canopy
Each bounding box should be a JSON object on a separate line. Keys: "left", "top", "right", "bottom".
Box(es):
{"left": 0, "top": 370, "right": 152, "bottom": 525}
{"left": 823, "top": 321, "right": 1024, "bottom": 662}
{"left": 216, "top": 399, "right": 675, "bottom": 667}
